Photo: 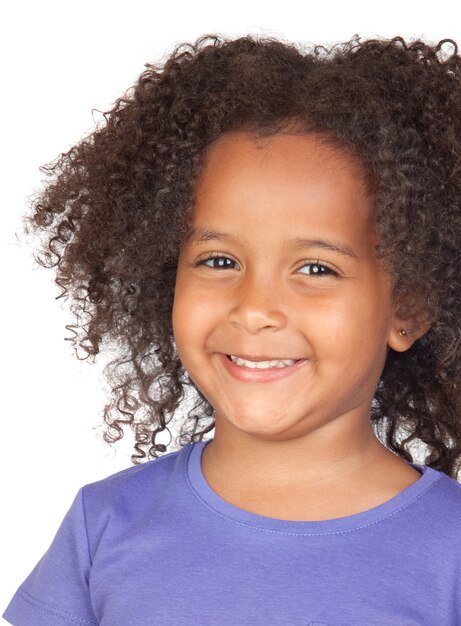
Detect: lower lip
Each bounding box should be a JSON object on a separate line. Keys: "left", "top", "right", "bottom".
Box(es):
{"left": 218, "top": 353, "right": 308, "bottom": 383}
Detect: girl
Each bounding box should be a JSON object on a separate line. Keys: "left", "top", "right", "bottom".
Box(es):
{"left": 4, "top": 33, "right": 461, "bottom": 625}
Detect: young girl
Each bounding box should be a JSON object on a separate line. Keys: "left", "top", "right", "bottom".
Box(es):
{"left": 4, "top": 33, "right": 461, "bottom": 625}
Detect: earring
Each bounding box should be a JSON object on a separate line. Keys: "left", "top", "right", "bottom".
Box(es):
{"left": 399, "top": 329, "right": 407, "bottom": 336}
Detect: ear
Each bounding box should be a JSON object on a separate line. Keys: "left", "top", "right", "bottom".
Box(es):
{"left": 387, "top": 316, "right": 432, "bottom": 353}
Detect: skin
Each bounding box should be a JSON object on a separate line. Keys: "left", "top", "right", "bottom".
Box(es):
{"left": 173, "top": 130, "right": 426, "bottom": 521}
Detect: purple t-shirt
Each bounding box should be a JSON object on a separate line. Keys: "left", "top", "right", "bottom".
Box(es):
{"left": 3, "top": 440, "right": 461, "bottom": 625}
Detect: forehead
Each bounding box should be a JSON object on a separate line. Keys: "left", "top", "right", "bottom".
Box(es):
{"left": 190, "top": 131, "right": 376, "bottom": 249}
{"left": 199, "top": 129, "right": 369, "bottom": 182}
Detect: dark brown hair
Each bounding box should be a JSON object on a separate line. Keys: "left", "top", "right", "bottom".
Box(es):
{"left": 25, "top": 33, "right": 461, "bottom": 479}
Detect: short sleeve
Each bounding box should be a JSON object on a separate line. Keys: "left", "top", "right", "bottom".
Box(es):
{"left": 3, "top": 488, "right": 98, "bottom": 626}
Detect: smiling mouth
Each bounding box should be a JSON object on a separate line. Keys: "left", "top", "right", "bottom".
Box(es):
{"left": 226, "top": 354, "right": 301, "bottom": 369}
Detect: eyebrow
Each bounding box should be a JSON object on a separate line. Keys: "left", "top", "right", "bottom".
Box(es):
{"left": 186, "top": 227, "right": 359, "bottom": 259}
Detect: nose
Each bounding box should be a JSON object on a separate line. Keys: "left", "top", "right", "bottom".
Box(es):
{"left": 228, "top": 271, "right": 287, "bottom": 334}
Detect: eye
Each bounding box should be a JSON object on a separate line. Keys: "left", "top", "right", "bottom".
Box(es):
{"left": 298, "top": 261, "right": 338, "bottom": 277}
{"left": 195, "top": 254, "right": 239, "bottom": 270}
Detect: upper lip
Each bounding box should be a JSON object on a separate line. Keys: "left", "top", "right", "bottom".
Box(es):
{"left": 224, "top": 353, "right": 302, "bottom": 362}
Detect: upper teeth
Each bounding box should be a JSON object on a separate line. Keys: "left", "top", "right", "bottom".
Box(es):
{"left": 229, "top": 356, "right": 296, "bottom": 369}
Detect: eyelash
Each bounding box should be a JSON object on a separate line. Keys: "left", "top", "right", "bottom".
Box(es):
{"left": 194, "top": 253, "right": 338, "bottom": 277}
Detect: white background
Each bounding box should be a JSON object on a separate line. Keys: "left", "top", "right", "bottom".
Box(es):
{"left": 2, "top": 0, "right": 461, "bottom": 619}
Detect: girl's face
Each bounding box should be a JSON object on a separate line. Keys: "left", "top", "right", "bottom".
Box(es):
{"left": 173, "top": 131, "right": 409, "bottom": 442}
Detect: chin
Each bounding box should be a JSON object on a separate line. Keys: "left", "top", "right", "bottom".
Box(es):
{"left": 221, "top": 407, "right": 296, "bottom": 436}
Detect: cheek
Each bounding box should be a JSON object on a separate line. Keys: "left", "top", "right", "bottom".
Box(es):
{"left": 305, "top": 289, "right": 390, "bottom": 353}
{"left": 172, "top": 276, "right": 214, "bottom": 357}
{"left": 172, "top": 274, "right": 191, "bottom": 355}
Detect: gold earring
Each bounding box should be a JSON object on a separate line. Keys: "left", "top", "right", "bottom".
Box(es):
{"left": 399, "top": 329, "right": 407, "bottom": 336}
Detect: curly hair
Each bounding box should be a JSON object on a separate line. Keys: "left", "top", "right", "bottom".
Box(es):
{"left": 24, "top": 33, "right": 461, "bottom": 479}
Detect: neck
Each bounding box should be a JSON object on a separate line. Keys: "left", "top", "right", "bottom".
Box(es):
{"left": 201, "top": 412, "right": 403, "bottom": 494}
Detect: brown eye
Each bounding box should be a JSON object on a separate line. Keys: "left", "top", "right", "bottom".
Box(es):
{"left": 298, "top": 262, "right": 337, "bottom": 276}
{"left": 196, "top": 255, "right": 238, "bottom": 270}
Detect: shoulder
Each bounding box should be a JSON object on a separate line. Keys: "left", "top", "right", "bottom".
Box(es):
{"left": 80, "top": 444, "right": 193, "bottom": 538}
{"left": 83, "top": 443, "right": 190, "bottom": 499}
{"left": 423, "top": 466, "right": 461, "bottom": 505}
{"left": 416, "top": 466, "right": 461, "bottom": 542}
